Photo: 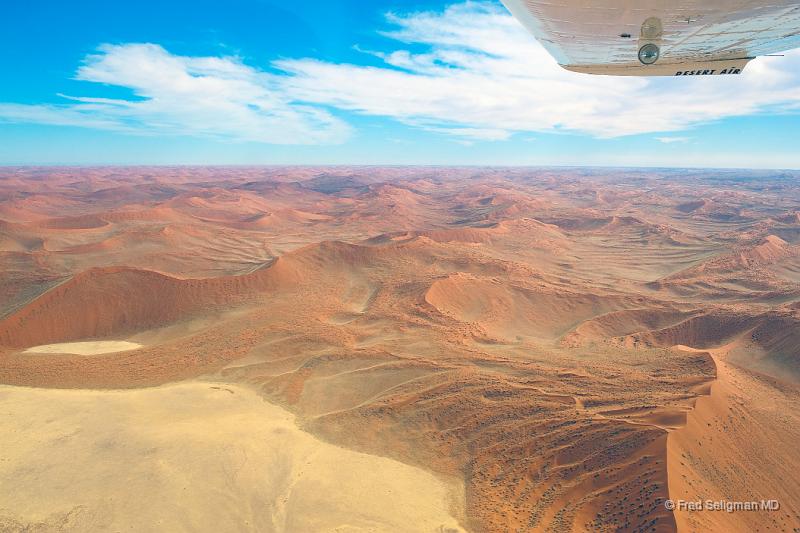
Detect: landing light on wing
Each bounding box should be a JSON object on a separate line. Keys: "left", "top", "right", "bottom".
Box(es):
{"left": 638, "top": 44, "right": 660, "bottom": 65}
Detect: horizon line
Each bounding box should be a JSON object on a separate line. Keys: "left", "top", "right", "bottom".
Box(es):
{"left": 2, "top": 163, "right": 799, "bottom": 172}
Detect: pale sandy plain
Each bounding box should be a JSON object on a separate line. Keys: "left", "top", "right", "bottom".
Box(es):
{"left": 0, "top": 382, "right": 464, "bottom": 532}
{"left": 0, "top": 166, "right": 799, "bottom": 532}
{"left": 23, "top": 340, "right": 143, "bottom": 355}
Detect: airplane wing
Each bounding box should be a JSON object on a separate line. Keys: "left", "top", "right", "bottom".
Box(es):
{"left": 501, "top": 0, "right": 800, "bottom": 76}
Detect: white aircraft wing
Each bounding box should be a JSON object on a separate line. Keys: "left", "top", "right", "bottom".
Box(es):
{"left": 501, "top": 0, "right": 800, "bottom": 76}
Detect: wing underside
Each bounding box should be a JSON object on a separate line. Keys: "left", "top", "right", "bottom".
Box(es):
{"left": 502, "top": 0, "right": 800, "bottom": 75}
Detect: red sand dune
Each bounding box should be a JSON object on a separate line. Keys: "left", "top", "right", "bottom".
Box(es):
{"left": 0, "top": 258, "right": 304, "bottom": 348}
{"left": 1, "top": 166, "right": 799, "bottom": 532}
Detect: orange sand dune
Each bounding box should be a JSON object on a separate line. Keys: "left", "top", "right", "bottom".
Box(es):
{"left": 0, "top": 259, "right": 302, "bottom": 348}
{"left": 669, "top": 343, "right": 800, "bottom": 532}
{"left": 424, "top": 272, "right": 632, "bottom": 342}
{"left": 1, "top": 166, "right": 798, "bottom": 532}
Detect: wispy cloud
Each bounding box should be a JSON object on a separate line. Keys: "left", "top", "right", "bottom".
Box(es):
{"left": 0, "top": 43, "right": 351, "bottom": 144}
{"left": 277, "top": 2, "right": 800, "bottom": 140}
{"left": 2, "top": 2, "right": 800, "bottom": 144}
{"left": 656, "top": 136, "right": 691, "bottom": 144}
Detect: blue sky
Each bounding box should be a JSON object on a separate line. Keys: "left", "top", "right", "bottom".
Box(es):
{"left": 2, "top": 0, "right": 800, "bottom": 167}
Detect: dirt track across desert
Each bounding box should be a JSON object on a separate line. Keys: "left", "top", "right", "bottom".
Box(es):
{"left": 1, "top": 166, "right": 799, "bottom": 532}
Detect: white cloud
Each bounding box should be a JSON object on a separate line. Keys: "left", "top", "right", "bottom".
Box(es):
{"left": 656, "top": 136, "right": 691, "bottom": 144}
{"left": 0, "top": 43, "right": 350, "bottom": 144}
{"left": 276, "top": 2, "right": 800, "bottom": 140}
{"left": 2, "top": 2, "right": 800, "bottom": 144}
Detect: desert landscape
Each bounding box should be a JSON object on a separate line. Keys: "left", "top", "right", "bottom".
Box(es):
{"left": 1, "top": 166, "right": 799, "bottom": 532}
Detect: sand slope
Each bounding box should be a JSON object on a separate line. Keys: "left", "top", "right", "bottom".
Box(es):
{"left": 668, "top": 344, "right": 800, "bottom": 532}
